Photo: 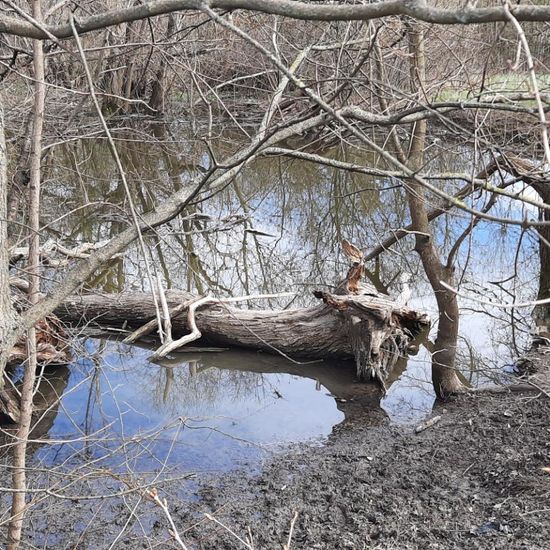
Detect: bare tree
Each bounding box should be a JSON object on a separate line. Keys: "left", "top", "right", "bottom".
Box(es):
{"left": 0, "top": 1, "right": 550, "bottom": 546}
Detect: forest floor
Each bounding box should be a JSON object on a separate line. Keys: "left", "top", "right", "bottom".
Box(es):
{"left": 3, "top": 350, "right": 550, "bottom": 549}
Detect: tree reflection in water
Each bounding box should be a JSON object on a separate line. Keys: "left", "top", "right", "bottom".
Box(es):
{"left": 28, "top": 129, "right": 539, "bottom": 470}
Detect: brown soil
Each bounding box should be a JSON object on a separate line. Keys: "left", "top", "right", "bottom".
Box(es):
{"left": 186, "top": 388, "right": 550, "bottom": 550}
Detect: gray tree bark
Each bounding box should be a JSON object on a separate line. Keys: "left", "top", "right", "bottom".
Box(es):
{"left": 54, "top": 288, "right": 429, "bottom": 387}
{"left": 3, "top": 1, "right": 550, "bottom": 40}
{"left": 0, "top": 109, "right": 21, "bottom": 420}
{"left": 8, "top": 0, "right": 46, "bottom": 544}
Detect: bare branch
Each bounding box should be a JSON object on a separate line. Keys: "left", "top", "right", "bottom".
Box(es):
{"left": 503, "top": 1, "right": 550, "bottom": 165}
{"left": 150, "top": 292, "right": 294, "bottom": 359}
{"left": 441, "top": 281, "right": 550, "bottom": 310}
{"left": 2, "top": 1, "right": 550, "bottom": 40}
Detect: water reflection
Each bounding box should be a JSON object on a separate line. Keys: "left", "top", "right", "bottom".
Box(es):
{"left": 11, "top": 327, "right": 441, "bottom": 473}
{"left": 31, "top": 340, "right": 351, "bottom": 472}
{"left": 29, "top": 124, "right": 540, "bottom": 463}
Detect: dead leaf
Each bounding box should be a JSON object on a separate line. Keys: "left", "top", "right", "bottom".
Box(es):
{"left": 342, "top": 239, "right": 363, "bottom": 263}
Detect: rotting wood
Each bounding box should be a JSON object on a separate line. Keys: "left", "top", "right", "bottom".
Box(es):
{"left": 6, "top": 282, "right": 71, "bottom": 368}
{"left": 9, "top": 316, "right": 71, "bottom": 366}
{"left": 5, "top": 241, "right": 429, "bottom": 406}
{"left": 54, "top": 288, "right": 428, "bottom": 387}
{"left": 53, "top": 241, "right": 430, "bottom": 388}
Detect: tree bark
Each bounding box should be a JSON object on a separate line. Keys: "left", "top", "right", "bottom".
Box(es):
{"left": 7, "top": 1, "right": 45, "bottom": 544}
{"left": 532, "top": 183, "right": 550, "bottom": 337}
{"left": 535, "top": 210, "right": 550, "bottom": 330}
{"left": 3, "top": 1, "right": 550, "bottom": 41}
{"left": 149, "top": 14, "right": 176, "bottom": 112}
{"left": 526, "top": 177, "right": 550, "bottom": 335}
{"left": 54, "top": 289, "right": 429, "bottom": 386}
{"left": 0, "top": 104, "right": 21, "bottom": 420}
{"left": 405, "top": 24, "right": 464, "bottom": 398}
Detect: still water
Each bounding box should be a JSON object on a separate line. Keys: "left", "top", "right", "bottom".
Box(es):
{"left": 33, "top": 342, "right": 345, "bottom": 472}
{"left": 22, "top": 121, "right": 540, "bottom": 473}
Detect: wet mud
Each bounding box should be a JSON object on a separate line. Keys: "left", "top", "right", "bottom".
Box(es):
{"left": 2, "top": 356, "right": 550, "bottom": 549}
{"left": 186, "top": 388, "right": 550, "bottom": 549}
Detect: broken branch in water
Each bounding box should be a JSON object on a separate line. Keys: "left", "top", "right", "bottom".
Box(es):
{"left": 123, "top": 296, "right": 204, "bottom": 344}
{"left": 313, "top": 288, "right": 429, "bottom": 387}
{"left": 9, "top": 239, "right": 116, "bottom": 267}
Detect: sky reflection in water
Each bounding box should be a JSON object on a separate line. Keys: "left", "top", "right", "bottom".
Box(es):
{"left": 35, "top": 340, "right": 345, "bottom": 472}
{"left": 33, "top": 133, "right": 541, "bottom": 471}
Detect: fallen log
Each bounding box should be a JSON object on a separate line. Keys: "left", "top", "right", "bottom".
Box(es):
{"left": 2, "top": 241, "right": 428, "bottom": 426}
{"left": 1, "top": 242, "right": 428, "bottom": 424}
{"left": 55, "top": 287, "right": 428, "bottom": 387}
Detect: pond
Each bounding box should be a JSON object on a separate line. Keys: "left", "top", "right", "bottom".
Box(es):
{"left": 32, "top": 342, "right": 346, "bottom": 473}
{"left": 17, "top": 119, "right": 540, "bottom": 474}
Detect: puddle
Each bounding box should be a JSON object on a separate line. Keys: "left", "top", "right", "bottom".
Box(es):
{"left": 32, "top": 340, "right": 346, "bottom": 473}
{"left": 26, "top": 319, "right": 517, "bottom": 474}
{"left": 22, "top": 133, "right": 536, "bottom": 476}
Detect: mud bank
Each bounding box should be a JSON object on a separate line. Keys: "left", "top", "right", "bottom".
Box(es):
{"left": 185, "top": 388, "right": 550, "bottom": 549}
{"left": 2, "top": 356, "right": 550, "bottom": 549}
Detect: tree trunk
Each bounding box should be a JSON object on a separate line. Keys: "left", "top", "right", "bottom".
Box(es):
{"left": 8, "top": 0, "right": 45, "bottom": 545}
{"left": 54, "top": 288, "right": 429, "bottom": 387}
{"left": 488, "top": 155, "right": 550, "bottom": 339}
{"left": 532, "top": 184, "right": 550, "bottom": 336}
{"left": 0, "top": 105, "right": 21, "bottom": 420}
{"left": 406, "top": 24, "right": 464, "bottom": 397}
{"left": 535, "top": 213, "right": 550, "bottom": 332}
{"left": 149, "top": 14, "right": 175, "bottom": 113}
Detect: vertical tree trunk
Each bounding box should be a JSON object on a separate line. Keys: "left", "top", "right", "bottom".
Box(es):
{"left": 149, "top": 14, "right": 176, "bottom": 112}
{"left": 532, "top": 185, "right": 550, "bottom": 335}
{"left": 0, "top": 104, "right": 20, "bottom": 414}
{"left": 536, "top": 222, "right": 550, "bottom": 327}
{"left": 405, "top": 24, "right": 464, "bottom": 398}
{"left": 7, "top": 0, "right": 45, "bottom": 545}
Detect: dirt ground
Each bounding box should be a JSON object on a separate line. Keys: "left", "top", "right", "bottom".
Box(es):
{"left": 2, "top": 352, "right": 550, "bottom": 549}
{"left": 185, "top": 387, "right": 550, "bottom": 549}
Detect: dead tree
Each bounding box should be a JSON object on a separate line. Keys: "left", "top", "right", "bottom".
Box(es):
{"left": 53, "top": 241, "right": 429, "bottom": 389}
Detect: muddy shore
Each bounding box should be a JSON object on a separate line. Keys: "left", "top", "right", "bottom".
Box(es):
{"left": 185, "top": 386, "right": 550, "bottom": 549}
{"left": 2, "top": 353, "right": 550, "bottom": 549}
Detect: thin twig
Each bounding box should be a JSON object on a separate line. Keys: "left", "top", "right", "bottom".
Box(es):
{"left": 441, "top": 281, "right": 550, "bottom": 309}
{"left": 284, "top": 511, "right": 299, "bottom": 550}
{"left": 503, "top": 1, "right": 550, "bottom": 165}
{"left": 204, "top": 513, "right": 254, "bottom": 550}
{"left": 147, "top": 488, "right": 190, "bottom": 550}
{"left": 156, "top": 274, "right": 171, "bottom": 345}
